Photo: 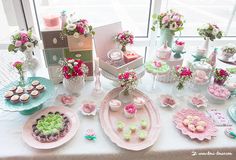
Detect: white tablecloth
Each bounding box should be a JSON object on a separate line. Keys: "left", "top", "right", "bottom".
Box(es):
{"left": 0, "top": 69, "right": 236, "bottom": 160}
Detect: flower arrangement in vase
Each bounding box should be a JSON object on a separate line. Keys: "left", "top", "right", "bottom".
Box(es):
{"left": 114, "top": 31, "right": 134, "bottom": 52}
{"left": 152, "top": 9, "right": 184, "bottom": 47}
{"left": 59, "top": 58, "right": 88, "bottom": 95}
{"left": 197, "top": 23, "right": 223, "bottom": 51}
{"left": 221, "top": 43, "right": 236, "bottom": 60}
{"left": 118, "top": 70, "right": 138, "bottom": 103}
{"left": 12, "top": 61, "right": 26, "bottom": 86}
{"left": 213, "top": 68, "right": 230, "bottom": 85}
{"left": 174, "top": 65, "right": 192, "bottom": 90}
{"left": 8, "top": 28, "right": 39, "bottom": 76}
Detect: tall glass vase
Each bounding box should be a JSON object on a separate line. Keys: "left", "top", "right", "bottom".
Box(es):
{"left": 160, "top": 28, "right": 174, "bottom": 48}
{"left": 118, "top": 88, "right": 133, "bottom": 103}
{"left": 18, "top": 70, "right": 26, "bottom": 87}
{"left": 24, "top": 49, "right": 38, "bottom": 77}
{"left": 203, "top": 37, "right": 210, "bottom": 52}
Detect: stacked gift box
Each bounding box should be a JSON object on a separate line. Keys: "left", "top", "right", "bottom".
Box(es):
{"left": 41, "top": 30, "right": 93, "bottom": 84}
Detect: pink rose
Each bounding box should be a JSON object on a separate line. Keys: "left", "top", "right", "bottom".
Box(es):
{"left": 64, "top": 74, "right": 71, "bottom": 79}
{"left": 77, "top": 69, "right": 83, "bottom": 76}
{"left": 162, "top": 16, "right": 169, "bottom": 24}
{"left": 125, "top": 104, "right": 137, "bottom": 114}
{"left": 76, "top": 25, "right": 85, "bottom": 34}
{"left": 15, "top": 40, "right": 22, "bottom": 47}
{"left": 118, "top": 74, "right": 123, "bottom": 80}
{"left": 20, "top": 32, "right": 29, "bottom": 44}
{"left": 123, "top": 72, "right": 130, "bottom": 80}
{"left": 13, "top": 61, "right": 23, "bottom": 68}
{"left": 63, "top": 66, "right": 69, "bottom": 72}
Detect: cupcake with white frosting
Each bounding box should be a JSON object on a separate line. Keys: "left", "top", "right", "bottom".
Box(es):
{"left": 109, "top": 99, "right": 122, "bottom": 112}
{"left": 20, "top": 94, "right": 30, "bottom": 103}
{"left": 133, "top": 97, "right": 145, "bottom": 109}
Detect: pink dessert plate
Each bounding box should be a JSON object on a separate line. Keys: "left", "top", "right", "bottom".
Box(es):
{"left": 22, "top": 106, "right": 79, "bottom": 149}
{"left": 173, "top": 108, "right": 217, "bottom": 141}
{"left": 99, "top": 87, "right": 161, "bottom": 151}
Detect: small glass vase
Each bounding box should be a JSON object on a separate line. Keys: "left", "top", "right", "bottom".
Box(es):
{"left": 172, "top": 82, "right": 186, "bottom": 98}
{"left": 18, "top": 71, "right": 26, "bottom": 87}
{"left": 63, "top": 76, "right": 85, "bottom": 96}
{"left": 214, "top": 78, "right": 226, "bottom": 85}
{"left": 118, "top": 88, "right": 133, "bottom": 103}
{"left": 121, "top": 45, "right": 126, "bottom": 52}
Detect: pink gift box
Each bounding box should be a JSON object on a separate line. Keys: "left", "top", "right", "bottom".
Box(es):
{"left": 43, "top": 15, "right": 60, "bottom": 27}
{"left": 123, "top": 51, "right": 140, "bottom": 63}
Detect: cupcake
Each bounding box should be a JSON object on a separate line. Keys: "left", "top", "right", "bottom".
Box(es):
{"left": 10, "top": 95, "right": 20, "bottom": 103}
{"left": 4, "top": 91, "right": 14, "bottom": 100}
{"left": 26, "top": 85, "right": 34, "bottom": 93}
{"left": 116, "top": 121, "right": 125, "bottom": 131}
{"left": 124, "top": 104, "right": 137, "bottom": 119}
{"left": 9, "top": 86, "right": 17, "bottom": 92}
{"left": 15, "top": 86, "right": 24, "bottom": 95}
{"left": 129, "top": 124, "right": 137, "bottom": 133}
{"left": 109, "top": 99, "right": 122, "bottom": 112}
{"left": 20, "top": 94, "right": 30, "bottom": 103}
{"left": 36, "top": 85, "right": 45, "bottom": 92}
{"left": 133, "top": 97, "right": 145, "bottom": 109}
{"left": 138, "top": 130, "right": 147, "bottom": 141}
{"left": 140, "top": 119, "right": 148, "bottom": 129}
{"left": 31, "top": 90, "right": 40, "bottom": 98}
{"left": 123, "top": 130, "right": 131, "bottom": 141}
{"left": 32, "top": 80, "right": 40, "bottom": 87}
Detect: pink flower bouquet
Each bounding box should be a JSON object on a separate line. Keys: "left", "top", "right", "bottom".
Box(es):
{"left": 174, "top": 65, "right": 192, "bottom": 90}
{"left": 12, "top": 61, "right": 25, "bottom": 85}
{"left": 63, "top": 19, "right": 95, "bottom": 37}
{"left": 152, "top": 9, "right": 184, "bottom": 33}
{"left": 114, "top": 31, "right": 134, "bottom": 52}
{"left": 8, "top": 28, "right": 38, "bottom": 53}
{"left": 118, "top": 70, "right": 138, "bottom": 93}
{"left": 60, "top": 58, "right": 88, "bottom": 79}
{"left": 213, "top": 68, "right": 230, "bottom": 85}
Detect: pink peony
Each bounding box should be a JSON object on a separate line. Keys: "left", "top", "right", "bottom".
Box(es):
{"left": 172, "top": 15, "right": 180, "bottom": 22}
{"left": 15, "top": 40, "right": 22, "bottom": 47}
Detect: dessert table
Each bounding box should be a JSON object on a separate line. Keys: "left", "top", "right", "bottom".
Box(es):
{"left": 0, "top": 66, "right": 236, "bottom": 160}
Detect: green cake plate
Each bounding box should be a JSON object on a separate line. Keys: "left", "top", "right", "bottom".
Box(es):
{"left": 0, "top": 77, "right": 55, "bottom": 115}
{"left": 228, "top": 105, "right": 236, "bottom": 123}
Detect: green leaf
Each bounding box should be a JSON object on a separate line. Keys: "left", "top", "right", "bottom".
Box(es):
{"left": 8, "top": 44, "right": 16, "bottom": 52}
{"left": 151, "top": 26, "right": 156, "bottom": 31}
{"left": 152, "top": 13, "right": 158, "bottom": 19}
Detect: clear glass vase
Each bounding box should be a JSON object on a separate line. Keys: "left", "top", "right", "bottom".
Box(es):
{"left": 18, "top": 70, "right": 26, "bottom": 87}
{"left": 172, "top": 82, "right": 186, "bottom": 98}
{"left": 118, "top": 88, "right": 133, "bottom": 104}
{"left": 63, "top": 76, "right": 85, "bottom": 96}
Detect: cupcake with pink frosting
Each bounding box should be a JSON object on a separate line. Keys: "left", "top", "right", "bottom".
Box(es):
{"left": 208, "top": 84, "right": 230, "bottom": 100}
{"left": 124, "top": 104, "right": 137, "bottom": 119}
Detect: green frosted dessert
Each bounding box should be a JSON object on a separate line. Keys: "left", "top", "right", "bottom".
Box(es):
{"left": 145, "top": 60, "right": 170, "bottom": 75}
{"left": 138, "top": 130, "right": 148, "bottom": 140}
{"left": 116, "top": 121, "right": 125, "bottom": 131}
{"left": 140, "top": 119, "right": 148, "bottom": 129}
{"left": 123, "top": 130, "right": 132, "bottom": 141}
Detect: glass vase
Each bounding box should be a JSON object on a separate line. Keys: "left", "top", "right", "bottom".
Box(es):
{"left": 172, "top": 82, "right": 186, "bottom": 98}
{"left": 160, "top": 28, "right": 174, "bottom": 48}
{"left": 24, "top": 49, "right": 38, "bottom": 77}
{"left": 121, "top": 45, "right": 126, "bottom": 52}
{"left": 214, "top": 78, "right": 226, "bottom": 86}
{"left": 118, "top": 88, "right": 133, "bottom": 103}
{"left": 18, "top": 70, "right": 26, "bottom": 87}
{"left": 63, "top": 76, "right": 85, "bottom": 96}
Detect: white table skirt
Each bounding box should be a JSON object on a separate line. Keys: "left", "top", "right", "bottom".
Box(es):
{"left": 0, "top": 70, "right": 236, "bottom": 160}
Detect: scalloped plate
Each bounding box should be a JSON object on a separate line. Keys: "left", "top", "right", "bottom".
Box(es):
{"left": 99, "top": 87, "right": 161, "bottom": 151}
{"left": 173, "top": 108, "right": 217, "bottom": 141}
{"left": 0, "top": 77, "right": 55, "bottom": 112}
{"left": 228, "top": 105, "right": 236, "bottom": 123}
{"left": 22, "top": 106, "right": 79, "bottom": 149}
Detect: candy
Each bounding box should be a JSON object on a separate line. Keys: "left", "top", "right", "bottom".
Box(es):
{"left": 84, "top": 129, "right": 96, "bottom": 141}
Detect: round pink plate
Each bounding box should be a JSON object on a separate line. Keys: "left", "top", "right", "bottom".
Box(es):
{"left": 22, "top": 106, "right": 79, "bottom": 149}
{"left": 99, "top": 87, "right": 161, "bottom": 151}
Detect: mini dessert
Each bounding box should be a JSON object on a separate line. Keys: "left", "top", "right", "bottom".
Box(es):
{"left": 84, "top": 129, "right": 96, "bottom": 141}
{"left": 193, "top": 70, "right": 209, "bottom": 84}
{"left": 138, "top": 130, "right": 147, "bottom": 141}
{"left": 145, "top": 60, "right": 170, "bottom": 75}
{"left": 10, "top": 95, "right": 20, "bottom": 103}
{"left": 124, "top": 104, "right": 137, "bottom": 119}
{"left": 60, "top": 95, "right": 75, "bottom": 106}
{"left": 182, "top": 115, "right": 207, "bottom": 133}
{"left": 133, "top": 97, "right": 145, "bottom": 109}
{"left": 109, "top": 99, "right": 122, "bottom": 112}
{"left": 123, "top": 130, "right": 131, "bottom": 141}
{"left": 116, "top": 121, "right": 125, "bottom": 132}
{"left": 36, "top": 85, "right": 45, "bottom": 92}
{"left": 32, "top": 112, "right": 70, "bottom": 143}
{"left": 160, "top": 95, "right": 176, "bottom": 108}
{"left": 123, "top": 51, "right": 140, "bottom": 63}
{"left": 15, "top": 86, "right": 24, "bottom": 95}
{"left": 9, "top": 86, "right": 17, "bottom": 92}
{"left": 129, "top": 124, "right": 137, "bottom": 133}
{"left": 80, "top": 102, "right": 96, "bottom": 116}
{"left": 140, "top": 119, "right": 148, "bottom": 129}
{"left": 208, "top": 84, "right": 230, "bottom": 100}
{"left": 174, "top": 40, "right": 185, "bottom": 52}
{"left": 32, "top": 80, "right": 40, "bottom": 87}
{"left": 26, "top": 85, "right": 34, "bottom": 93}
{"left": 189, "top": 94, "right": 208, "bottom": 108}
{"left": 4, "top": 91, "right": 14, "bottom": 100}
{"left": 20, "top": 94, "right": 30, "bottom": 103}
{"left": 156, "top": 41, "right": 172, "bottom": 60}
{"left": 31, "top": 90, "right": 40, "bottom": 98}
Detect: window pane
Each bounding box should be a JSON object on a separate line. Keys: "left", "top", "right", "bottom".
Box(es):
{"left": 161, "top": 0, "right": 236, "bottom": 36}
{"left": 34, "top": 0, "right": 151, "bottom": 37}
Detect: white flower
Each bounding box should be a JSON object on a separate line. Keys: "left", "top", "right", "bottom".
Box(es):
{"left": 73, "top": 32, "right": 80, "bottom": 38}
{"left": 202, "top": 24, "right": 209, "bottom": 30}
{"left": 169, "top": 22, "right": 178, "bottom": 30}
{"left": 68, "top": 63, "right": 73, "bottom": 68}
{"left": 66, "top": 23, "right": 76, "bottom": 31}
{"left": 212, "top": 28, "right": 219, "bottom": 36}
{"left": 68, "top": 59, "right": 75, "bottom": 63}
{"left": 74, "top": 62, "right": 78, "bottom": 65}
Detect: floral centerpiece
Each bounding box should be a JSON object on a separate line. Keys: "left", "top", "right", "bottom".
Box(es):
{"left": 221, "top": 43, "right": 236, "bottom": 60}
{"left": 118, "top": 70, "right": 138, "bottom": 103}
{"left": 59, "top": 58, "right": 88, "bottom": 95}
{"left": 114, "top": 31, "right": 134, "bottom": 52}
{"left": 12, "top": 61, "right": 25, "bottom": 86}
{"left": 197, "top": 23, "right": 223, "bottom": 51}
{"left": 8, "top": 28, "right": 38, "bottom": 53}
{"left": 152, "top": 9, "right": 184, "bottom": 47}
{"left": 174, "top": 65, "right": 192, "bottom": 90}
{"left": 63, "top": 19, "right": 95, "bottom": 37}
{"left": 213, "top": 68, "right": 230, "bottom": 85}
